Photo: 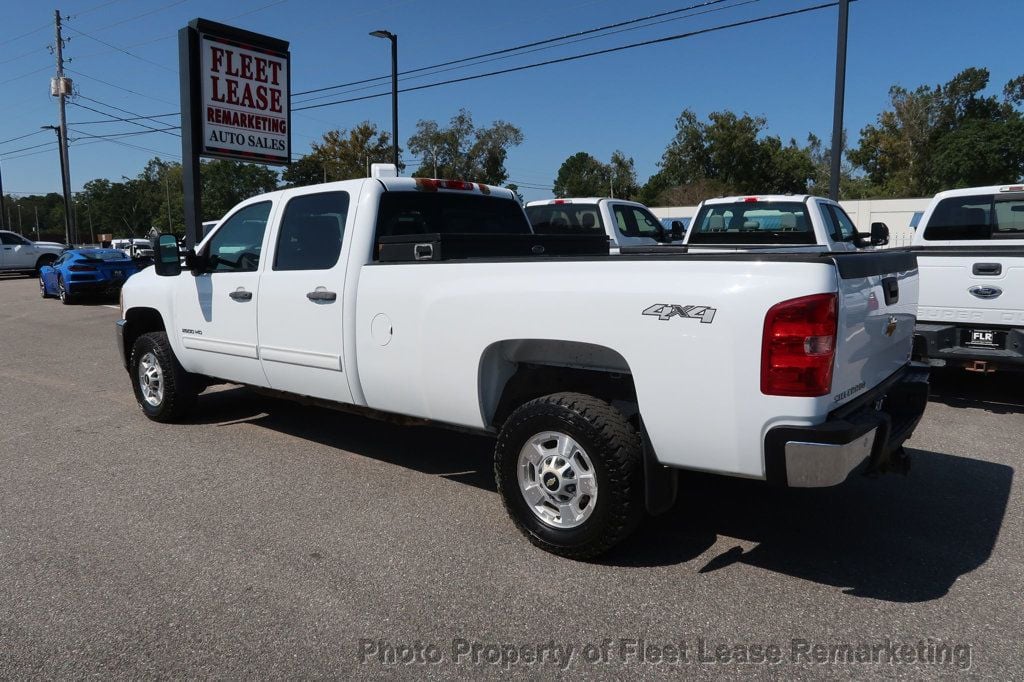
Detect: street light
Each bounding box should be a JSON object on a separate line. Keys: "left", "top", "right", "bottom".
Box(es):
{"left": 369, "top": 29, "right": 399, "bottom": 169}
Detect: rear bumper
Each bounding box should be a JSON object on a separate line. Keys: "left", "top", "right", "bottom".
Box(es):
{"left": 68, "top": 279, "right": 127, "bottom": 295}
{"left": 913, "top": 322, "right": 1024, "bottom": 369}
{"left": 764, "top": 365, "right": 930, "bottom": 487}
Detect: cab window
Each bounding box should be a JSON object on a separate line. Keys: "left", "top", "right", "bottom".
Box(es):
{"left": 274, "top": 192, "right": 349, "bottom": 271}
{"left": 612, "top": 205, "right": 662, "bottom": 238}
{"left": 205, "top": 201, "right": 272, "bottom": 272}
{"left": 826, "top": 205, "right": 859, "bottom": 242}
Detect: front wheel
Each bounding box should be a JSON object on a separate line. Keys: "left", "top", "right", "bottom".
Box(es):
{"left": 39, "top": 274, "right": 49, "bottom": 298}
{"left": 494, "top": 392, "right": 644, "bottom": 560}
{"left": 129, "top": 331, "right": 197, "bottom": 422}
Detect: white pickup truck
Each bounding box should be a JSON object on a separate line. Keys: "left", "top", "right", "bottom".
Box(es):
{"left": 682, "top": 195, "right": 890, "bottom": 251}
{"left": 116, "top": 167, "right": 927, "bottom": 559}
{"left": 0, "top": 230, "right": 64, "bottom": 275}
{"left": 525, "top": 198, "right": 683, "bottom": 250}
{"left": 910, "top": 185, "right": 1024, "bottom": 373}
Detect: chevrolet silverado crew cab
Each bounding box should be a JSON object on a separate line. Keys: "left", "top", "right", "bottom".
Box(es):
{"left": 525, "top": 198, "right": 683, "bottom": 251}
{"left": 683, "top": 195, "right": 889, "bottom": 252}
{"left": 911, "top": 184, "right": 1024, "bottom": 373}
{"left": 116, "top": 165, "right": 927, "bottom": 559}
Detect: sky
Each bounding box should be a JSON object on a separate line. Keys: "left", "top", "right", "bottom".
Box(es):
{"left": 1, "top": 0, "right": 1021, "bottom": 207}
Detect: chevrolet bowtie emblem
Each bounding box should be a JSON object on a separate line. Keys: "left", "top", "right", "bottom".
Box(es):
{"left": 885, "top": 316, "right": 898, "bottom": 337}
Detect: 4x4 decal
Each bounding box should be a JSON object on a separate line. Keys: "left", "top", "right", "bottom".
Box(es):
{"left": 642, "top": 304, "right": 717, "bottom": 324}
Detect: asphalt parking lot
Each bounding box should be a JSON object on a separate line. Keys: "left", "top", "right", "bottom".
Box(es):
{"left": 1, "top": 273, "right": 1021, "bottom": 678}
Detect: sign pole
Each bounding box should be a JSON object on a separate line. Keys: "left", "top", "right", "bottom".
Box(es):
{"left": 179, "top": 23, "right": 203, "bottom": 250}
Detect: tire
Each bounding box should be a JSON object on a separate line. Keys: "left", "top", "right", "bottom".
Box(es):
{"left": 57, "top": 275, "right": 73, "bottom": 305}
{"left": 494, "top": 392, "right": 644, "bottom": 560}
{"left": 129, "top": 331, "right": 198, "bottom": 422}
{"left": 34, "top": 255, "right": 56, "bottom": 277}
{"left": 39, "top": 274, "right": 49, "bottom": 298}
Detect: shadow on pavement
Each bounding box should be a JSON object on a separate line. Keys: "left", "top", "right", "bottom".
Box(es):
{"left": 189, "top": 386, "right": 1012, "bottom": 603}
{"left": 927, "top": 368, "right": 1024, "bottom": 414}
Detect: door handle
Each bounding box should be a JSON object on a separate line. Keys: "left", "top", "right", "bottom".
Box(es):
{"left": 972, "top": 262, "right": 1001, "bottom": 276}
{"left": 229, "top": 288, "right": 252, "bottom": 301}
{"left": 306, "top": 289, "right": 337, "bottom": 302}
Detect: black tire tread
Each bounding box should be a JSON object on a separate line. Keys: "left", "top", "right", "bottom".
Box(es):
{"left": 129, "top": 331, "right": 197, "bottom": 423}
{"left": 494, "top": 391, "right": 643, "bottom": 560}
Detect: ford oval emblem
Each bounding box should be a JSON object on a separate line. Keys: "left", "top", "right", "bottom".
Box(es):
{"left": 969, "top": 285, "right": 1002, "bottom": 299}
{"left": 531, "top": 244, "right": 545, "bottom": 254}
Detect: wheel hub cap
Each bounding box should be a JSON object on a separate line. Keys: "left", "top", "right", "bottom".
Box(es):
{"left": 517, "top": 431, "right": 598, "bottom": 529}
{"left": 137, "top": 352, "right": 164, "bottom": 407}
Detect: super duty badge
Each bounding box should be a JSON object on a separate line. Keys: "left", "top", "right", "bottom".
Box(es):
{"left": 642, "top": 304, "right": 717, "bottom": 324}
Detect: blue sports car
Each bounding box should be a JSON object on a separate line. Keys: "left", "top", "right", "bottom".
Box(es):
{"left": 39, "top": 248, "right": 141, "bottom": 304}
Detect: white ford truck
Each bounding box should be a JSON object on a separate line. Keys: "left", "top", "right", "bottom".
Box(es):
{"left": 910, "top": 185, "right": 1024, "bottom": 373}
{"left": 525, "top": 198, "right": 683, "bottom": 251}
{"left": 116, "top": 167, "right": 927, "bottom": 559}
{"left": 682, "top": 195, "right": 890, "bottom": 252}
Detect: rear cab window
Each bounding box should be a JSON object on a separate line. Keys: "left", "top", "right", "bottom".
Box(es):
{"left": 374, "top": 191, "right": 531, "bottom": 259}
{"left": 525, "top": 204, "right": 603, "bottom": 235}
{"left": 688, "top": 201, "right": 815, "bottom": 245}
{"left": 922, "top": 192, "right": 1024, "bottom": 241}
{"left": 273, "top": 191, "right": 349, "bottom": 271}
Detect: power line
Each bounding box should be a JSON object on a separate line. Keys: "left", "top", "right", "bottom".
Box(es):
{"left": 70, "top": 97, "right": 181, "bottom": 137}
{"left": 0, "top": 140, "right": 56, "bottom": 158}
{"left": 293, "top": 0, "right": 734, "bottom": 99}
{"left": 73, "top": 0, "right": 188, "bottom": 34}
{"left": 0, "top": 130, "right": 47, "bottom": 147}
{"left": 68, "top": 127, "right": 181, "bottom": 141}
{"left": 67, "top": 128, "right": 182, "bottom": 159}
{"left": 0, "top": 21, "right": 50, "bottom": 48}
{"left": 64, "top": 25, "right": 175, "bottom": 72}
{"left": 66, "top": 67, "right": 178, "bottom": 106}
{"left": 0, "top": 64, "right": 51, "bottom": 87}
{"left": 70, "top": 112, "right": 180, "bottom": 125}
{"left": 295, "top": 1, "right": 841, "bottom": 112}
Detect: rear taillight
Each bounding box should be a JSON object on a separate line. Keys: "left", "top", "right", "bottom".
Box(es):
{"left": 68, "top": 265, "right": 96, "bottom": 272}
{"left": 761, "top": 293, "right": 837, "bottom": 397}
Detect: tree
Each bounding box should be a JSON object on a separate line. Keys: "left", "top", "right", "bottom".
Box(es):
{"left": 407, "top": 108, "right": 523, "bottom": 185}
{"left": 553, "top": 152, "right": 610, "bottom": 197}
{"left": 641, "top": 109, "right": 815, "bottom": 205}
{"left": 609, "top": 151, "right": 639, "bottom": 200}
{"left": 200, "top": 159, "right": 279, "bottom": 220}
{"left": 849, "top": 67, "right": 1024, "bottom": 196}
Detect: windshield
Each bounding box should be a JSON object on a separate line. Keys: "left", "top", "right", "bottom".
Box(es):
{"left": 688, "top": 201, "right": 815, "bottom": 245}
{"left": 526, "top": 204, "right": 604, "bottom": 235}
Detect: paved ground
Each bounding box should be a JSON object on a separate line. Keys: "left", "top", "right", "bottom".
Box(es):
{"left": 1, "top": 273, "right": 1021, "bottom": 678}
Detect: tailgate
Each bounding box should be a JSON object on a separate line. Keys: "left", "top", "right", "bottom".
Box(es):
{"left": 916, "top": 250, "right": 1024, "bottom": 326}
{"left": 829, "top": 251, "right": 918, "bottom": 407}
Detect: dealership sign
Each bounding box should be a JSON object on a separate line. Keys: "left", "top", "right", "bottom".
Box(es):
{"left": 200, "top": 34, "right": 289, "bottom": 162}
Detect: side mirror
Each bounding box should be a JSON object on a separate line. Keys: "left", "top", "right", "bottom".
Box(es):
{"left": 654, "top": 225, "right": 668, "bottom": 243}
{"left": 153, "top": 234, "right": 182, "bottom": 277}
{"left": 870, "top": 222, "right": 889, "bottom": 246}
{"left": 670, "top": 220, "right": 684, "bottom": 241}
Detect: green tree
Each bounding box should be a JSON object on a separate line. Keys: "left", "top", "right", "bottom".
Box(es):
{"left": 553, "top": 152, "right": 610, "bottom": 197}
{"left": 609, "top": 150, "right": 639, "bottom": 200}
{"left": 200, "top": 159, "right": 279, "bottom": 220}
{"left": 642, "top": 109, "right": 815, "bottom": 205}
{"left": 407, "top": 108, "right": 524, "bottom": 185}
{"left": 849, "top": 67, "right": 1024, "bottom": 196}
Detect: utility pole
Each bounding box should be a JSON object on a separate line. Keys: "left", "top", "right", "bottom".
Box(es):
{"left": 52, "top": 10, "right": 76, "bottom": 244}
{"left": 828, "top": 0, "right": 850, "bottom": 201}
{"left": 18, "top": 204, "right": 23, "bottom": 233}
{"left": 164, "top": 171, "right": 173, "bottom": 232}
{"left": 34, "top": 206, "right": 39, "bottom": 241}
{"left": 0, "top": 161, "right": 6, "bottom": 229}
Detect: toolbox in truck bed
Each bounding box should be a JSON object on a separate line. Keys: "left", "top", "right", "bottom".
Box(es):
{"left": 376, "top": 232, "right": 610, "bottom": 262}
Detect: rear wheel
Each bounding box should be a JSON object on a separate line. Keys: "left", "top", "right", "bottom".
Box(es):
{"left": 130, "top": 331, "right": 198, "bottom": 422}
{"left": 57, "top": 276, "right": 73, "bottom": 305}
{"left": 495, "top": 392, "right": 644, "bottom": 560}
{"left": 39, "top": 274, "right": 49, "bottom": 298}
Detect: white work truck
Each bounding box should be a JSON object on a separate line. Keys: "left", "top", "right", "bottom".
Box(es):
{"left": 682, "top": 195, "right": 890, "bottom": 252}
{"left": 525, "top": 198, "right": 683, "bottom": 250}
{"left": 910, "top": 184, "right": 1024, "bottom": 373}
{"left": 0, "top": 230, "right": 64, "bottom": 275}
{"left": 116, "top": 167, "right": 928, "bottom": 559}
